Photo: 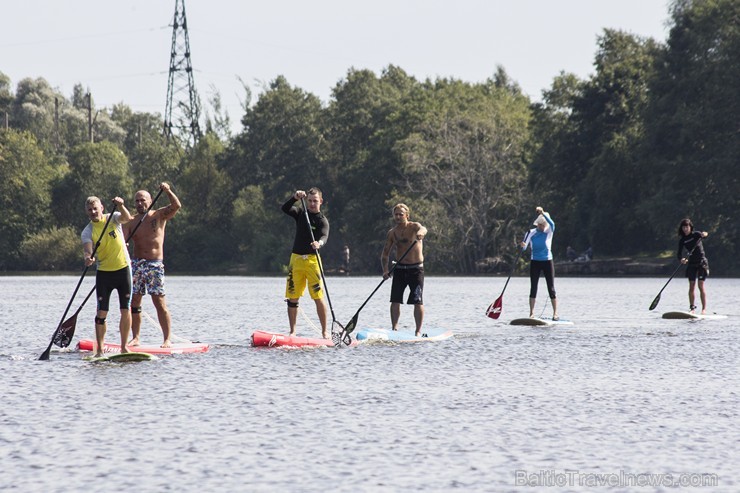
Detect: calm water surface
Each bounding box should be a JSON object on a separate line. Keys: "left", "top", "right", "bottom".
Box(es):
{"left": 1, "top": 275, "right": 738, "bottom": 492}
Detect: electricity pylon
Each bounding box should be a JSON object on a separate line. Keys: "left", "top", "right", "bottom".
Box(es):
{"left": 163, "top": 0, "right": 200, "bottom": 148}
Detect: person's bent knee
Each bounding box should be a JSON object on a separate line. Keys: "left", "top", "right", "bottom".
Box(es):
{"left": 286, "top": 299, "right": 299, "bottom": 308}
{"left": 95, "top": 316, "right": 106, "bottom": 325}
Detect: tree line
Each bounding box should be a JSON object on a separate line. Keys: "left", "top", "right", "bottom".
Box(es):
{"left": 1, "top": 0, "right": 737, "bottom": 275}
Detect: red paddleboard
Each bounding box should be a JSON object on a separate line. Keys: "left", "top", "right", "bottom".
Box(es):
{"left": 251, "top": 330, "right": 358, "bottom": 348}
{"left": 77, "top": 339, "right": 209, "bottom": 355}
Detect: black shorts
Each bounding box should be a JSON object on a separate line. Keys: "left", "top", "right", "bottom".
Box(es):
{"left": 96, "top": 266, "right": 132, "bottom": 312}
{"left": 390, "top": 264, "right": 424, "bottom": 305}
{"left": 686, "top": 262, "right": 708, "bottom": 282}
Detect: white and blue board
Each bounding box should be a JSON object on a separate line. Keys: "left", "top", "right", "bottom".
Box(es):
{"left": 509, "top": 317, "right": 574, "bottom": 327}
{"left": 355, "top": 327, "right": 453, "bottom": 342}
{"left": 662, "top": 311, "right": 727, "bottom": 320}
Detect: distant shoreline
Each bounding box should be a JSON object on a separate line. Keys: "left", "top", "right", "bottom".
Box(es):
{"left": 1, "top": 257, "right": 735, "bottom": 277}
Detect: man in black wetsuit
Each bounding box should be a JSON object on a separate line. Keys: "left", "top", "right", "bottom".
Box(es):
{"left": 281, "top": 188, "right": 330, "bottom": 338}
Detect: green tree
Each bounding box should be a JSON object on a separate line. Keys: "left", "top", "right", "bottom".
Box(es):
{"left": 223, "top": 76, "right": 326, "bottom": 196}
{"left": 10, "top": 77, "right": 63, "bottom": 152}
{"left": 529, "top": 72, "right": 585, "bottom": 216}
{"left": 169, "top": 133, "right": 232, "bottom": 270}
{"left": 20, "top": 226, "right": 80, "bottom": 270}
{"left": 51, "top": 141, "right": 134, "bottom": 226}
{"left": 324, "top": 66, "right": 417, "bottom": 272}
{"left": 231, "top": 184, "right": 284, "bottom": 272}
{"left": 220, "top": 76, "right": 328, "bottom": 272}
{"left": 530, "top": 30, "right": 660, "bottom": 257}
{"left": 0, "top": 129, "right": 59, "bottom": 269}
{"left": 109, "top": 103, "right": 182, "bottom": 192}
{"left": 64, "top": 83, "right": 125, "bottom": 148}
{"left": 640, "top": 0, "right": 740, "bottom": 271}
{"left": 573, "top": 30, "right": 660, "bottom": 255}
{"left": 396, "top": 77, "right": 532, "bottom": 273}
{"left": 0, "top": 72, "right": 12, "bottom": 120}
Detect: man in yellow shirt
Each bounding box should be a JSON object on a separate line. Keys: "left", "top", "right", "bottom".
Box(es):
{"left": 81, "top": 196, "right": 134, "bottom": 357}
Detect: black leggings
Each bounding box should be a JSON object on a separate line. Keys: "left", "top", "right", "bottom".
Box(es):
{"left": 530, "top": 260, "right": 556, "bottom": 299}
{"left": 96, "top": 266, "right": 132, "bottom": 311}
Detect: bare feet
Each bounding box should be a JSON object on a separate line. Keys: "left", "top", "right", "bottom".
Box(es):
{"left": 128, "top": 337, "right": 140, "bottom": 347}
{"left": 289, "top": 331, "right": 296, "bottom": 336}
{"left": 161, "top": 339, "right": 172, "bottom": 348}
{"left": 121, "top": 346, "right": 129, "bottom": 354}
{"left": 322, "top": 331, "right": 328, "bottom": 339}
{"left": 94, "top": 352, "right": 103, "bottom": 358}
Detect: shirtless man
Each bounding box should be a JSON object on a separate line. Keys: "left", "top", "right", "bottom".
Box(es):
{"left": 125, "top": 183, "right": 181, "bottom": 347}
{"left": 381, "top": 203, "right": 428, "bottom": 336}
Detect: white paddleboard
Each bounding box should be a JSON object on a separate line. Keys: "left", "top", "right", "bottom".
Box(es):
{"left": 510, "top": 317, "right": 574, "bottom": 326}
{"left": 354, "top": 327, "right": 453, "bottom": 342}
{"left": 662, "top": 311, "right": 727, "bottom": 320}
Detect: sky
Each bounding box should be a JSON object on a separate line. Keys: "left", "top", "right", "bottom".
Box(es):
{"left": 3, "top": 0, "right": 671, "bottom": 134}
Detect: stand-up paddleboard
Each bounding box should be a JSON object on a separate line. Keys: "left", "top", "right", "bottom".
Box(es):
{"left": 77, "top": 339, "right": 209, "bottom": 355}
{"left": 510, "top": 317, "right": 574, "bottom": 326}
{"left": 354, "top": 327, "right": 453, "bottom": 342}
{"left": 662, "top": 311, "right": 728, "bottom": 320}
{"left": 251, "top": 330, "right": 359, "bottom": 348}
{"left": 85, "top": 352, "right": 156, "bottom": 362}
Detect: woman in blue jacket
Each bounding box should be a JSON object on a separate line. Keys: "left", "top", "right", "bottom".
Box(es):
{"left": 521, "top": 206, "right": 558, "bottom": 320}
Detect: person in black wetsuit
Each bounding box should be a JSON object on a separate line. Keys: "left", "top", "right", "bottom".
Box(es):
{"left": 282, "top": 188, "right": 330, "bottom": 338}
{"left": 677, "top": 218, "right": 709, "bottom": 314}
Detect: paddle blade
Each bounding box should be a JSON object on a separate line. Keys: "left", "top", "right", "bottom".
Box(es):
{"left": 331, "top": 331, "right": 342, "bottom": 346}
{"left": 649, "top": 295, "right": 660, "bottom": 311}
{"left": 54, "top": 314, "right": 78, "bottom": 348}
{"left": 343, "top": 314, "right": 358, "bottom": 337}
{"left": 38, "top": 342, "right": 53, "bottom": 361}
{"left": 486, "top": 296, "right": 503, "bottom": 319}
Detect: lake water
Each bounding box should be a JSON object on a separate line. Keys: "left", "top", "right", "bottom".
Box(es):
{"left": 1, "top": 275, "right": 738, "bottom": 492}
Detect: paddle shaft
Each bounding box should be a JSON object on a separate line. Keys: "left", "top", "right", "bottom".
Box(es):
{"left": 39, "top": 204, "right": 118, "bottom": 360}
{"left": 486, "top": 231, "right": 531, "bottom": 318}
{"left": 300, "top": 197, "right": 337, "bottom": 326}
{"left": 351, "top": 239, "right": 419, "bottom": 319}
{"left": 499, "top": 231, "right": 532, "bottom": 297}
{"left": 56, "top": 188, "right": 166, "bottom": 339}
{"left": 339, "top": 239, "right": 419, "bottom": 344}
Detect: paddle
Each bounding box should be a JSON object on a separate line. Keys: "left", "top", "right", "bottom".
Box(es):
{"left": 300, "top": 196, "right": 341, "bottom": 338}
{"left": 40, "top": 189, "right": 165, "bottom": 358}
{"left": 486, "top": 231, "right": 531, "bottom": 319}
{"left": 649, "top": 238, "right": 703, "bottom": 311}
{"left": 39, "top": 203, "right": 118, "bottom": 360}
{"left": 333, "top": 239, "right": 418, "bottom": 347}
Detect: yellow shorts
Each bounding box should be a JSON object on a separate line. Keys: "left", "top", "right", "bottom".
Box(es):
{"left": 285, "top": 253, "right": 324, "bottom": 300}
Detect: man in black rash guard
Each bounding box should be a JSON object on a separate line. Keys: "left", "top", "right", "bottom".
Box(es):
{"left": 281, "top": 188, "right": 330, "bottom": 338}
{"left": 677, "top": 218, "right": 710, "bottom": 314}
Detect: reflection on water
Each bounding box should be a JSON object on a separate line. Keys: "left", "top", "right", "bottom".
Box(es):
{"left": 1, "top": 276, "right": 738, "bottom": 491}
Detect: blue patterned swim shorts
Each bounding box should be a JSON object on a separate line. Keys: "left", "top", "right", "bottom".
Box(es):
{"left": 132, "top": 259, "right": 165, "bottom": 296}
